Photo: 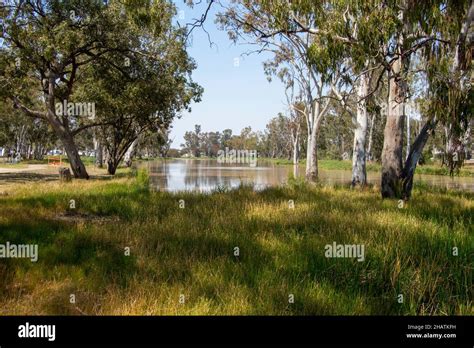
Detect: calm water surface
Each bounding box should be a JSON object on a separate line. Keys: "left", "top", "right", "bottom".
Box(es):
{"left": 137, "top": 159, "right": 474, "bottom": 193}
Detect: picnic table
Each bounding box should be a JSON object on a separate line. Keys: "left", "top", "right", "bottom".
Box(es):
{"left": 48, "top": 155, "right": 62, "bottom": 166}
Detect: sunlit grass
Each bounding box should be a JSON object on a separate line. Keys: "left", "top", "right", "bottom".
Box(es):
{"left": 260, "top": 158, "right": 474, "bottom": 177}
{"left": 0, "top": 175, "right": 472, "bottom": 315}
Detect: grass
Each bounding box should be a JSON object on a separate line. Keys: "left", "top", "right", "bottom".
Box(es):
{"left": 0, "top": 156, "right": 97, "bottom": 166}
{"left": 0, "top": 163, "right": 29, "bottom": 169}
{"left": 260, "top": 158, "right": 474, "bottom": 177}
{"left": 0, "top": 174, "right": 472, "bottom": 315}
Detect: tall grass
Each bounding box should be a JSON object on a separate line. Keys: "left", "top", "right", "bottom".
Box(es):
{"left": 0, "top": 176, "right": 472, "bottom": 315}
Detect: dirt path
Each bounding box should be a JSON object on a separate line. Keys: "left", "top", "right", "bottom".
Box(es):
{"left": 0, "top": 164, "right": 116, "bottom": 188}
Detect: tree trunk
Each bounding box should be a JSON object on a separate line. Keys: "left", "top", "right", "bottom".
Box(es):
{"left": 401, "top": 119, "right": 437, "bottom": 199}
{"left": 381, "top": 55, "right": 406, "bottom": 198}
{"left": 367, "top": 113, "right": 376, "bottom": 161}
{"left": 351, "top": 72, "right": 369, "bottom": 187}
{"left": 44, "top": 74, "right": 89, "bottom": 179}
{"left": 464, "top": 119, "right": 472, "bottom": 160}
{"left": 124, "top": 139, "right": 138, "bottom": 167}
{"left": 305, "top": 101, "right": 321, "bottom": 182}
{"left": 47, "top": 117, "right": 89, "bottom": 179}
{"left": 292, "top": 131, "right": 299, "bottom": 165}
{"left": 107, "top": 158, "right": 117, "bottom": 175}
{"left": 305, "top": 128, "right": 318, "bottom": 181}
{"left": 406, "top": 110, "right": 410, "bottom": 160}
{"left": 40, "top": 108, "right": 89, "bottom": 178}
{"left": 60, "top": 130, "right": 90, "bottom": 179}
{"left": 93, "top": 134, "right": 103, "bottom": 168}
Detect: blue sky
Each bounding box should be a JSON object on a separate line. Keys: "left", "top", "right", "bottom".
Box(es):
{"left": 170, "top": 1, "right": 286, "bottom": 147}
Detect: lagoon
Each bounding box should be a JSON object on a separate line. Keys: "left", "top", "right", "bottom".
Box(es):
{"left": 138, "top": 159, "right": 474, "bottom": 193}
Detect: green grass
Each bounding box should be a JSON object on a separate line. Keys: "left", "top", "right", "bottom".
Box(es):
{"left": 261, "top": 158, "right": 474, "bottom": 177}
{"left": 317, "top": 160, "right": 381, "bottom": 172}
{"left": 0, "top": 175, "right": 472, "bottom": 315}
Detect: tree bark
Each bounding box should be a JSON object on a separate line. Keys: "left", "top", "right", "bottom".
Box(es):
{"left": 93, "top": 134, "right": 103, "bottom": 168}
{"left": 381, "top": 54, "right": 407, "bottom": 198}
{"left": 406, "top": 110, "right": 411, "bottom": 160}
{"left": 107, "top": 158, "right": 117, "bottom": 175}
{"left": 305, "top": 125, "right": 319, "bottom": 181}
{"left": 367, "top": 113, "right": 376, "bottom": 161}
{"left": 124, "top": 138, "right": 138, "bottom": 167}
{"left": 401, "top": 119, "right": 437, "bottom": 199}
{"left": 59, "top": 128, "right": 90, "bottom": 179}
{"left": 44, "top": 110, "right": 88, "bottom": 179}
{"left": 43, "top": 73, "right": 89, "bottom": 179}
{"left": 351, "top": 72, "right": 369, "bottom": 187}
{"left": 292, "top": 135, "right": 299, "bottom": 165}
{"left": 464, "top": 119, "right": 472, "bottom": 160}
{"left": 305, "top": 100, "right": 322, "bottom": 181}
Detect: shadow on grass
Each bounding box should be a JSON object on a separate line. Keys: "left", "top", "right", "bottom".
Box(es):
{"left": 0, "top": 183, "right": 471, "bottom": 314}
{"left": 0, "top": 173, "right": 58, "bottom": 185}
{"left": 0, "top": 214, "right": 138, "bottom": 309}
{"left": 236, "top": 187, "right": 471, "bottom": 314}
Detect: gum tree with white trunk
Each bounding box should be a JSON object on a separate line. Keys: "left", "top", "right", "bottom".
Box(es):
{"left": 218, "top": 0, "right": 349, "bottom": 181}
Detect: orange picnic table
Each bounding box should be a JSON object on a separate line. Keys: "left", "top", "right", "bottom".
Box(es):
{"left": 48, "top": 155, "right": 62, "bottom": 166}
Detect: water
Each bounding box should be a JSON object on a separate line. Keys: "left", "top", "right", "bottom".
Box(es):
{"left": 138, "top": 159, "right": 474, "bottom": 193}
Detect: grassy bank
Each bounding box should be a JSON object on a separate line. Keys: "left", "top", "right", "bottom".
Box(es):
{"left": 3, "top": 156, "right": 473, "bottom": 178}
{"left": 0, "top": 175, "right": 472, "bottom": 315}
{"left": 261, "top": 158, "right": 474, "bottom": 177}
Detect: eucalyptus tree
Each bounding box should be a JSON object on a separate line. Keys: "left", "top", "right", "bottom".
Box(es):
{"left": 287, "top": 97, "right": 306, "bottom": 164}
{"left": 0, "top": 0, "right": 191, "bottom": 178}
{"left": 217, "top": 0, "right": 349, "bottom": 181}
{"left": 75, "top": 30, "right": 202, "bottom": 175}
{"left": 363, "top": 0, "right": 474, "bottom": 198}
{"left": 398, "top": 0, "right": 473, "bottom": 198}
{"left": 286, "top": 0, "right": 473, "bottom": 197}
{"left": 316, "top": 1, "right": 384, "bottom": 187}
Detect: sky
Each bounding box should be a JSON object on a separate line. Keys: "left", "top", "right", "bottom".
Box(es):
{"left": 170, "top": 1, "right": 286, "bottom": 148}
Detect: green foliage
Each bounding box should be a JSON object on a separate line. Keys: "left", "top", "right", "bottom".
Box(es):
{"left": 0, "top": 0, "right": 202, "bottom": 176}
{"left": 286, "top": 171, "right": 307, "bottom": 190}
{"left": 135, "top": 168, "right": 150, "bottom": 190}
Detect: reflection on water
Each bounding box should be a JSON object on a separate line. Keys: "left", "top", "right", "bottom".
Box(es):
{"left": 138, "top": 159, "right": 474, "bottom": 193}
